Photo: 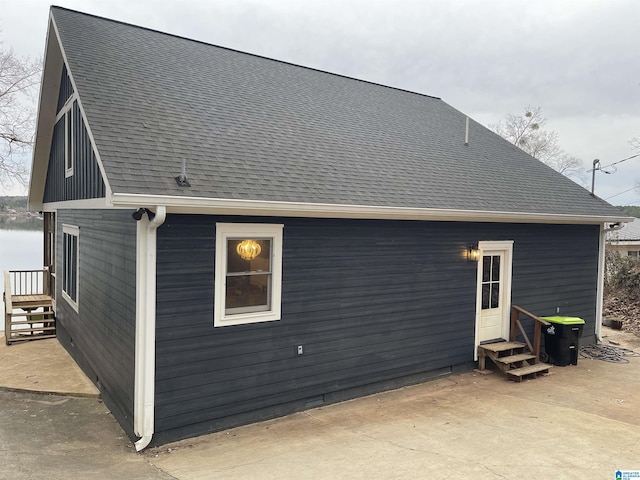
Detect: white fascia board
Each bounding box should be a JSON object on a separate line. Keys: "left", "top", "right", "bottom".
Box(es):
{"left": 608, "top": 240, "right": 640, "bottom": 246}
{"left": 28, "top": 15, "right": 61, "bottom": 212}
{"left": 29, "top": 11, "right": 114, "bottom": 212}
{"left": 41, "top": 197, "right": 112, "bottom": 211}
{"left": 52, "top": 16, "right": 113, "bottom": 203}
{"left": 111, "top": 193, "right": 631, "bottom": 225}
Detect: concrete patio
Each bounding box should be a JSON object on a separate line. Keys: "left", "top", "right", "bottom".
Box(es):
{"left": 1, "top": 329, "right": 639, "bottom": 479}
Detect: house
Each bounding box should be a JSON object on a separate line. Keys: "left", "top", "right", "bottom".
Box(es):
{"left": 607, "top": 217, "right": 640, "bottom": 258}
{"left": 27, "top": 7, "right": 628, "bottom": 450}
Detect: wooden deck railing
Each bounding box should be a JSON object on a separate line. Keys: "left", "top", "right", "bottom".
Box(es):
{"left": 509, "top": 305, "right": 551, "bottom": 363}
{"left": 4, "top": 269, "right": 54, "bottom": 344}
{"left": 5, "top": 268, "right": 51, "bottom": 297}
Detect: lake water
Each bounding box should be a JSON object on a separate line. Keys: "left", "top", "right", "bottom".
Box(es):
{"left": 0, "top": 217, "right": 43, "bottom": 332}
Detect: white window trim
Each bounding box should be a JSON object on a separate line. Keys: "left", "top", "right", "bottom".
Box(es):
{"left": 214, "top": 223, "right": 283, "bottom": 327}
{"left": 61, "top": 224, "right": 79, "bottom": 312}
{"left": 64, "top": 106, "right": 74, "bottom": 178}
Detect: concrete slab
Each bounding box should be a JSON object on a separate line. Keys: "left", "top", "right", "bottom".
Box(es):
{"left": 0, "top": 390, "right": 172, "bottom": 480}
{"left": 0, "top": 335, "right": 98, "bottom": 397}
{"left": 146, "top": 339, "right": 640, "bottom": 480}
{"left": 1, "top": 331, "right": 639, "bottom": 479}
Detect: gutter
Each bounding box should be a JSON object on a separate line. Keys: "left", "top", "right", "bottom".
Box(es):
{"left": 595, "top": 222, "right": 625, "bottom": 343}
{"left": 110, "top": 193, "right": 631, "bottom": 226}
{"left": 133, "top": 206, "right": 166, "bottom": 451}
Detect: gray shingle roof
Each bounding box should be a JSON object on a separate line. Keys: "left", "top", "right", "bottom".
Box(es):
{"left": 609, "top": 217, "right": 640, "bottom": 241}
{"left": 50, "top": 7, "right": 625, "bottom": 219}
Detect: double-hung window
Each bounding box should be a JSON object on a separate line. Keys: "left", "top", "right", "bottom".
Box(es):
{"left": 214, "top": 223, "right": 283, "bottom": 327}
{"left": 62, "top": 224, "right": 79, "bottom": 310}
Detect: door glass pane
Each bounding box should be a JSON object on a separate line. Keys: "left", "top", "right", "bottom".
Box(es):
{"left": 482, "top": 256, "right": 491, "bottom": 282}
{"left": 481, "top": 284, "right": 490, "bottom": 309}
{"left": 490, "top": 282, "right": 500, "bottom": 308}
{"left": 491, "top": 255, "right": 500, "bottom": 282}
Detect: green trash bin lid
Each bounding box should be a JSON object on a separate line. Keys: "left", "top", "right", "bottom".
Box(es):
{"left": 541, "top": 316, "right": 585, "bottom": 325}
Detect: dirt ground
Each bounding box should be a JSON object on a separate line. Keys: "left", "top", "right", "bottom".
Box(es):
{"left": 604, "top": 290, "right": 640, "bottom": 337}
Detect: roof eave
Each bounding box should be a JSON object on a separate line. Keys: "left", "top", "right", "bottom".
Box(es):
{"left": 110, "top": 193, "right": 631, "bottom": 225}
{"left": 28, "top": 13, "right": 62, "bottom": 212}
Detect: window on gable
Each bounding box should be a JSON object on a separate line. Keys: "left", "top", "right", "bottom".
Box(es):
{"left": 214, "top": 223, "right": 283, "bottom": 327}
{"left": 64, "top": 103, "right": 74, "bottom": 177}
{"left": 62, "top": 224, "right": 79, "bottom": 310}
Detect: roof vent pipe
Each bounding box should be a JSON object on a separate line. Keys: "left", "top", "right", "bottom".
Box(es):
{"left": 175, "top": 159, "right": 191, "bottom": 187}
{"left": 464, "top": 117, "right": 470, "bottom": 146}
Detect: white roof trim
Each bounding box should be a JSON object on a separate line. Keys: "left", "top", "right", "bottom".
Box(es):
{"left": 110, "top": 193, "right": 631, "bottom": 224}
{"left": 42, "top": 197, "right": 110, "bottom": 211}
{"left": 28, "top": 11, "right": 113, "bottom": 211}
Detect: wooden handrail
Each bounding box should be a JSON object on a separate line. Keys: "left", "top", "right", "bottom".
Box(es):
{"left": 510, "top": 305, "right": 551, "bottom": 363}
{"left": 6, "top": 269, "right": 49, "bottom": 296}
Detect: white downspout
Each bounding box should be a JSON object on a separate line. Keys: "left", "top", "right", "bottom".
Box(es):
{"left": 134, "top": 206, "right": 166, "bottom": 451}
{"left": 596, "top": 222, "right": 624, "bottom": 342}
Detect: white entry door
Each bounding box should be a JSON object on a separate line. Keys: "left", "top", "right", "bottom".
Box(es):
{"left": 475, "top": 241, "right": 513, "bottom": 353}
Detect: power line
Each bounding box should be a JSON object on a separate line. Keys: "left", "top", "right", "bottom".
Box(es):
{"left": 590, "top": 153, "right": 640, "bottom": 196}
{"left": 587, "top": 153, "right": 640, "bottom": 173}
{"left": 599, "top": 153, "right": 640, "bottom": 170}
{"left": 605, "top": 185, "right": 638, "bottom": 200}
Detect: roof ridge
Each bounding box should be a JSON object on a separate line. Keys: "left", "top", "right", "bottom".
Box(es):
{"left": 50, "top": 5, "right": 441, "bottom": 102}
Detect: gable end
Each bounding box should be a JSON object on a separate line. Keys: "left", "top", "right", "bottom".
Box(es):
{"left": 43, "top": 96, "right": 106, "bottom": 203}
{"left": 56, "top": 64, "right": 74, "bottom": 113}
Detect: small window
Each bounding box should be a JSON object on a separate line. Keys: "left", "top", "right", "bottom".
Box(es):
{"left": 481, "top": 255, "right": 501, "bottom": 310}
{"left": 62, "top": 224, "right": 79, "bottom": 310}
{"left": 64, "top": 104, "right": 74, "bottom": 177}
{"left": 214, "top": 223, "right": 283, "bottom": 327}
{"left": 628, "top": 251, "right": 639, "bottom": 258}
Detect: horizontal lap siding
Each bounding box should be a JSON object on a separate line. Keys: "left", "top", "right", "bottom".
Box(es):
{"left": 154, "top": 216, "right": 599, "bottom": 442}
{"left": 155, "top": 216, "right": 476, "bottom": 440}
{"left": 55, "top": 210, "right": 136, "bottom": 437}
{"left": 510, "top": 224, "right": 599, "bottom": 330}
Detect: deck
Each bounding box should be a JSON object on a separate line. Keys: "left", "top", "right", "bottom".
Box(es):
{"left": 3, "top": 270, "right": 55, "bottom": 345}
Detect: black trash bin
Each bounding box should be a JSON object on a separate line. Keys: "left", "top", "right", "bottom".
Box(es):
{"left": 540, "top": 316, "right": 585, "bottom": 366}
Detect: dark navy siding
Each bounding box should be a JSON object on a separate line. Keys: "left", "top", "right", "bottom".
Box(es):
{"left": 44, "top": 90, "right": 105, "bottom": 203}
{"left": 54, "top": 209, "right": 137, "bottom": 438}
{"left": 153, "top": 215, "right": 599, "bottom": 443}
{"left": 56, "top": 64, "right": 73, "bottom": 113}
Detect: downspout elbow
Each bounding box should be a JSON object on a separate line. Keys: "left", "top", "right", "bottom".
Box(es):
{"left": 135, "top": 434, "right": 153, "bottom": 452}
{"left": 149, "top": 206, "right": 166, "bottom": 231}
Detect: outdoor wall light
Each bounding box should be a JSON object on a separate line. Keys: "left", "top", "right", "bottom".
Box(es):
{"left": 236, "top": 239, "right": 262, "bottom": 260}
{"left": 467, "top": 245, "right": 480, "bottom": 262}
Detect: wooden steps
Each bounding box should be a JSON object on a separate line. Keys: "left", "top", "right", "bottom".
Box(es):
{"left": 478, "top": 340, "right": 552, "bottom": 382}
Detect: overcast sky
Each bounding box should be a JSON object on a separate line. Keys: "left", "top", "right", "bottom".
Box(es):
{"left": 2, "top": 0, "right": 639, "bottom": 203}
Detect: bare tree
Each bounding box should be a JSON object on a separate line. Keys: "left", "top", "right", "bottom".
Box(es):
{"left": 0, "top": 42, "right": 41, "bottom": 188}
{"left": 490, "top": 106, "right": 586, "bottom": 183}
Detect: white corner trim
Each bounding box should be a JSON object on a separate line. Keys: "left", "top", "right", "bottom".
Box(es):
{"left": 134, "top": 206, "right": 166, "bottom": 451}
{"left": 595, "top": 224, "right": 606, "bottom": 342}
